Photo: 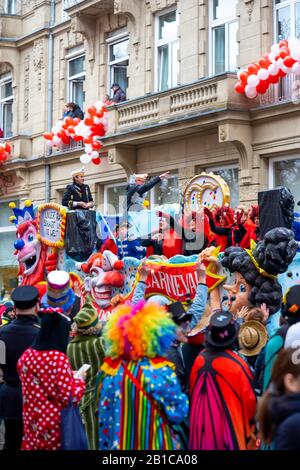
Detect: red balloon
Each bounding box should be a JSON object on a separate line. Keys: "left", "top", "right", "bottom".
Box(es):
{"left": 4, "top": 143, "right": 11, "bottom": 153}
{"left": 239, "top": 72, "right": 248, "bottom": 85}
{"left": 84, "top": 117, "right": 94, "bottom": 126}
{"left": 64, "top": 117, "right": 73, "bottom": 127}
{"left": 73, "top": 135, "right": 83, "bottom": 142}
{"left": 43, "top": 132, "right": 53, "bottom": 140}
{"left": 83, "top": 136, "right": 92, "bottom": 144}
{"left": 73, "top": 117, "right": 81, "bottom": 125}
{"left": 279, "top": 47, "right": 289, "bottom": 59}
{"left": 92, "top": 157, "right": 101, "bottom": 165}
{"left": 258, "top": 58, "right": 268, "bottom": 69}
{"left": 284, "top": 56, "right": 296, "bottom": 68}
{"left": 269, "top": 74, "right": 280, "bottom": 84}
{"left": 87, "top": 106, "right": 97, "bottom": 116}
{"left": 256, "top": 81, "right": 266, "bottom": 94}
{"left": 67, "top": 126, "right": 75, "bottom": 134}
{"left": 235, "top": 82, "right": 245, "bottom": 94}
{"left": 96, "top": 110, "right": 104, "bottom": 118}
{"left": 92, "top": 140, "right": 101, "bottom": 150}
{"left": 279, "top": 39, "right": 289, "bottom": 48}
{"left": 248, "top": 64, "right": 259, "bottom": 75}
{"left": 278, "top": 69, "right": 287, "bottom": 78}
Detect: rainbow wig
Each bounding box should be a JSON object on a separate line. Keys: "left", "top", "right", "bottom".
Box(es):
{"left": 103, "top": 301, "right": 176, "bottom": 360}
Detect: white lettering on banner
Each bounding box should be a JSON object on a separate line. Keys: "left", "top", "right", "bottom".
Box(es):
{"left": 40, "top": 208, "right": 61, "bottom": 243}
{"left": 147, "top": 268, "right": 198, "bottom": 299}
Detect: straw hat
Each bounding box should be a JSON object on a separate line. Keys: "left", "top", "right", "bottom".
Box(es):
{"left": 71, "top": 167, "right": 85, "bottom": 178}
{"left": 238, "top": 320, "right": 268, "bottom": 356}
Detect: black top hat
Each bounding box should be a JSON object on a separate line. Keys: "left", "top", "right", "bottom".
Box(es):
{"left": 168, "top": 301, "right": 193, "bottom": 325}
{"left": 283, "top": 285, "right": 300, "bottom": 320}
{"left": 206, "top": 310, "right": 237, "bottom": 348}
{"left": 11, "top": 285, "right": 39, "bottom": 310}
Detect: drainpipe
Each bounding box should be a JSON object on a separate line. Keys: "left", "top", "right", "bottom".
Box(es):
{"left": 45, "top": 0, "right": 56, "bottom": 202}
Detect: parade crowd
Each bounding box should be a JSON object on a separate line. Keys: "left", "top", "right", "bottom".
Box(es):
{"left": 1, "top": 171, "right": 300, "bottom": 452}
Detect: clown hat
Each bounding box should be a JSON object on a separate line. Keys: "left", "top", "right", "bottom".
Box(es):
{"left": 41, "top": 271, "right": 76, "bottom": 313}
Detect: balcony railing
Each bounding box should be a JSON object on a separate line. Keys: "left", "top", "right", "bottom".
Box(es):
{"left": 62, "top": 0, "right": 113, "bottom": 16}
{"left": 107, "top": 73, "right": 246, "bottom": 135}
{"left": 259, "top": 73, "right": 300, "bottom": 106}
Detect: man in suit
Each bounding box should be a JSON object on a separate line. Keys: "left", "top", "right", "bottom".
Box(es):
{"left": 62, "top": 167, "right": 94, "bottom": 210}
{"left": 0, "top": 286, "right": 40, "bottom": 450}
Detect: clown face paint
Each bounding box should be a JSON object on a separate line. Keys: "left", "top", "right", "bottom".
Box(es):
{"left": 223, "top": 272, "right": 252, "bottom": 315}
{"left": 86, "top": 266, "right": 114, "bottom": 309}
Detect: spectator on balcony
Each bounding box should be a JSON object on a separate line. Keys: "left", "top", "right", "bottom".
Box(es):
{"left": 111, "top": 83, "right": 126, "bottom": 104}
{"left": 63, "top": 102, "right": 84, "bottom": 120}
{"left": 62, "top": 167, "right": 94, "bottom": 211}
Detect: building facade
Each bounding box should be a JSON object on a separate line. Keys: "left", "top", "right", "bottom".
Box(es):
{"left": 0, "top": 0, "right": 300, "bottom": 288}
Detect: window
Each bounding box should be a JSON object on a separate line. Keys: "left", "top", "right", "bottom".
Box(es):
{"left": 156, "top": 9, "right": 179, "bottom": 91}
{"left": 204, "top": 165, "right": 239, "bottom": 208}
{"left": 0, "top": 75, "right": 13, "bottom": 138}
{"left": 5, "top": 0, "right": 16, "bottom": 14}
{"left": 107, "top": 33, "right": 129, "bottom": 96}
{"left": 104, "top": 182, "right": 127, "bottom": 214}
{"left": 269, "top": 155, "right": 300, "bottom": 203}
{"left": 67, "top": 55, "right": 85, "bottom": 110}
{"left": 151, "top": 174, "right": 179, "bottom": 206}
{"left": 209, "top": 0, "right": 238, "bottom": 74}
{"left": 275, "top": 0, "right": 300, "bottom": 40}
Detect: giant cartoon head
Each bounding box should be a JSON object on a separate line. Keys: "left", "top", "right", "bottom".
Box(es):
{"left": 78, "top": 250, "right": 124, "bottom": 309}
{"left": 9, "top": 201, "right": 47, "bottom": 286}
{"left": 221, "top": 228, "right": 298, "bottom": 315}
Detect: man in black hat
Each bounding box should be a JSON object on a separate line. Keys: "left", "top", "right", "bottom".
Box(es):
{"left": 0, "top": 286, "right": 40, "bottom": 450}
{"left": 111, "top": 83, "right": 126, "bottom": 103}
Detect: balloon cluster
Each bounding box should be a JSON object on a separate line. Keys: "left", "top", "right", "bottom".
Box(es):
{"left": 0, "top": 142, "right": 11, "bottom": 164}
{"left": 43, "top": 100, "right": 108, "bottom": 165}
{"left": 235, "top": 39, "right": 300, "bottom": 99}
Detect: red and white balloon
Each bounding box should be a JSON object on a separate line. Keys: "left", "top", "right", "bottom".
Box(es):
{"left": 235, "top": 39, "right": 300, "bottom": 99}
{"left": 0, "top": 142, "right": 11, "bottom": 164}
{"left": 43, "top": 100, "right": 108, "bottom": 166}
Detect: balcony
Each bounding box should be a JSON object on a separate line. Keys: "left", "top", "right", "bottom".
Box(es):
{"left": 62, "top": 0, "right": 113, "bottom": 17}
{"left": 106, "top": 73, "right": 252, "bottom": 139}
{"left": 259, "top": 73, "right": 300, "bottom": 107}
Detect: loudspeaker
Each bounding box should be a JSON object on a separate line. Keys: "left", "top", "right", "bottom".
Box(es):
{"left": 258, "top": 187, "right": 294, "bottom": 238}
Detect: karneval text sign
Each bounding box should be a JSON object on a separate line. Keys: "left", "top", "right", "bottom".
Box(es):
{"left": 37, "top": 203, "right": 66, "bottom": 248}
{"left": 142, "top": 260, "right": 225, "bottom": 302}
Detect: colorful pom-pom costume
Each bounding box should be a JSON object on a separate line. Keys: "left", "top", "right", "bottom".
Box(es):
{"left": 95, "top": 301, "right": 189, "bottom": 450}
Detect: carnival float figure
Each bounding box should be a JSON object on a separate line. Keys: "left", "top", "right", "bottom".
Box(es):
{"left": 221, "top": 227, "right": 298, "bottom": 315}
{"left": 9, "top": 201, "right": 59, "bottom": 296}
{"left": 76, "top": 250, "right": 125, "bottom": 321}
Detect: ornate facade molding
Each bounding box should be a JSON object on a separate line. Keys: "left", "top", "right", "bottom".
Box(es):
{"left": 244, "top": 0, "right": 255, "bottom": 22}
{"left": 145, "top": 0, "right": 178, "bottom": 13}
{"left": 33, "top": 39, "right": 45, "bottom": 92}
{"left": 24, "top": 54, "right": 30, "bottom": 122}
{"left": 70, "top": 14, "right": 97, "bottom": 73}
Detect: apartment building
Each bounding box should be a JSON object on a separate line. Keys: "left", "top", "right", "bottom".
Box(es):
{"left": 0, "top": 0, "right": 300, "bottom": 288}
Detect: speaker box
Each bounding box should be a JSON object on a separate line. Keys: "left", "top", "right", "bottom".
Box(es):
{"left": 258, "top": 187, "right": 294, "bottom": 238}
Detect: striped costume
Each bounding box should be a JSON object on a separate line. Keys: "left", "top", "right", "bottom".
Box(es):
{"left": 96, "top": 357, "right": 188, "bottom": 450}
{"left": 67, "top": 334, "right": 104, "bottom": 450}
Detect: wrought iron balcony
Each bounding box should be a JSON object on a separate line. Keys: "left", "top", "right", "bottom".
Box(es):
{"left": 259, "top": 73, "right": 300, "bottom": 107}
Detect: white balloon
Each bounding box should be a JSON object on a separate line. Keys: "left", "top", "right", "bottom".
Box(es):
{"left": 268, "top": 63, "right": 278, "bottom": 75}
{"left": 268, "top": 52, "right": 276, "bottom": 63}
{"left": 94, "top": 100, "right": 104, "bottom": 110}
{"left": 288, "top": 38, "right": 300, "bottom": 49}
{"left": 247, "top": 74, "right": 259, "bottom": 87}
{"left": 271, "top": 44, "right": 280, "bottom": 55}
{"left": 94, "top": 117, "right": 102, "bottom": 124}
{"left": 245, "top": 85, "right": 258, "bottom": 99}
{"left": 257, "top": 68, "right": 269, "bottom": 80}
{"left": 292, "top": 62, "right": 300, "bottom": 74}
{"left": 56, "top": 120, "right": 63, "bottom": 130}
{"left": 91, "top": 151, "right": 99, "bottom": 158}
{"left": 80, "top": 154, "right": 92, "bottom": 164}
{"left": 52, "top": 135, "right": 62, "bottom": 144}
{"left": 290, "top": 47, "right": 300, "bottom": 61}
{"left": 51, "top": 126, "right": 58, "bottom": 134}
{"left": 84, "top": 144, "right": 93, "bottom": 154}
